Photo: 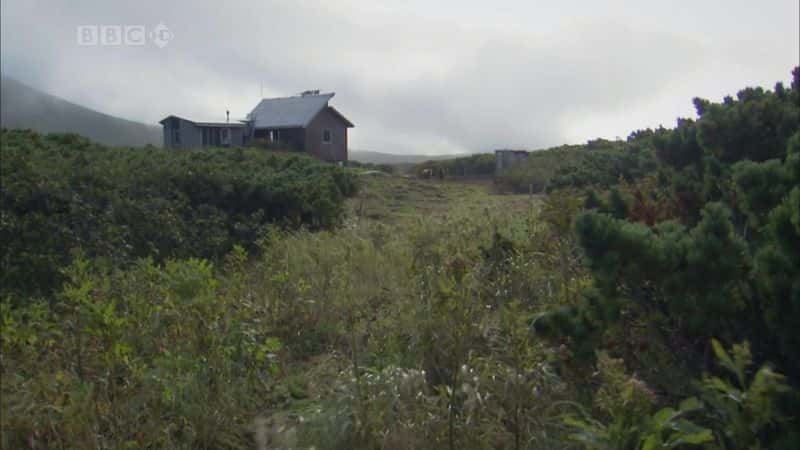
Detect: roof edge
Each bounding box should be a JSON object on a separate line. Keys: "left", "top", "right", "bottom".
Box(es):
{"left": 301, "top": 98, "right": 334, "bottom": 128}
{"left": 326, "top": 106, "right": 355, "bottom": 127}
{"left": 159, "top": 114, "right": 192, "bottom": 124}
{"left": 160, "top": 115, "right": 246, "bottom": 127}
{"left": 253, "top": 92, "right": 334, "bottom": 106}
{"left": 195, "top": 122, "right": 246, "bottom": 127}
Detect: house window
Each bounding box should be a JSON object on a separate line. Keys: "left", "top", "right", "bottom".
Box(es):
{"left": 322, "top": 129, "right": 332, "bottom": 144}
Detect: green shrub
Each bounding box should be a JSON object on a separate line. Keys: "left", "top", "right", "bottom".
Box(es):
{"left": 0, "top": 130, "right": 359, "bottom": 297}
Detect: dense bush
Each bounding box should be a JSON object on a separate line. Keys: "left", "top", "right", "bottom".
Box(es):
{"left": 2, "top": 183, "right": 583, "bottom": 449}
{"left": 1, "top": 252, "right": 280, "bottom": 448}
{"left": 494, "top": 137, "right": 657, "bottom": 193}
{"left": 413, "top": 153, "right": 495, "bottom": 178}
{"left": 0, "top": 129, "right": 359, "bottom": 297}
{"left": 548, "top": 138, "right": 657, "bottom": 191}
{"left": 409, "top": 135, "right": 656, "bottom": 193}
{"left": 539, "top": 67, "right": 800, "bottom": 448}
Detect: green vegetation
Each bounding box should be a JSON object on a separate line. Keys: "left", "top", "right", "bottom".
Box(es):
{"left": 346, "top": 159, "right": 396, "bottom": 174}
{"left": 541, "top": 67, "right": 800, "bottom": 447}
{"left": 410, "top": 136, "right": 656, "bottom": 193}
{"left": 495, "top": 136, "right": 658, "bottom": 193}
{"left": 2, "top": 68, "right": 799, "bottom": 449}
{"left": 0, "top": 130, "right": 358, "bottom": 297}
{"left": 414, "top": 153, "right": 495, "bottom": 178}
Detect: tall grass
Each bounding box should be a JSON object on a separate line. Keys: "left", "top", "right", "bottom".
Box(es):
{"left": 2, "top": 179, "right": 587, "bottom": 449}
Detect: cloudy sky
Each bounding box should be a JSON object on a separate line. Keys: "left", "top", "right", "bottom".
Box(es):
{"left": 1, "top": 0, "right": 798, "bottom": 154}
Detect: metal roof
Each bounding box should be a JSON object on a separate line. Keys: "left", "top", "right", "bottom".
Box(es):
{"left": 158, "top": 115, "right": 245, "bottom": 127}
{"left": 160, "top": 91, "right": 354, "bottom": 129}
{"left": 194, "top": 122, "right": 245, "bottom": 128}
{"left": 248, "top": 92, "right": 335, "bottom": 129}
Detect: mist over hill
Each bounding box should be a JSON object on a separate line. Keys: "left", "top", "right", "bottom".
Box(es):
{"left": 1, "top": 77, "right": 161, "bottom": 147}
{"left": 0, "top": 79, "right": 471, "bottom": 159}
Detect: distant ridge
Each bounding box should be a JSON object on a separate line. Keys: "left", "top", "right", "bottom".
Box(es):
{"left": 1, "top": 76, "right": 162, "bottom": 147}
{"left": 349, "top": 149, "right": 472, "bottom": 165}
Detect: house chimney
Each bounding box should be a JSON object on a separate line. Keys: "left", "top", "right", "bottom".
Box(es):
{"left": 226, "top": 110, "right": 230, "bottom": 124}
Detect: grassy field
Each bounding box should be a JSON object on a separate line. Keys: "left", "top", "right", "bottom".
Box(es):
{"left": 252, "top": 175, "right": 560, "bottom": 447}
{"left": 348, "top": 174, "right": 537, "bottom": 225}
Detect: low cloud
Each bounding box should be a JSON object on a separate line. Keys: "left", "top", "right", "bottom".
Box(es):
{"left": 1, "top": 0, "right": 797, "bottom": 154}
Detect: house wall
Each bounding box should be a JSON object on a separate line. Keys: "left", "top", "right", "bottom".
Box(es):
{"left": 251, "top": 127, "right": 305, "bottom": 151}
{"left": 231, "top": 127, "right": 246, "bottom": 146}
{"left": 204, "top": 126, "right": 246, "bottom": 147}
{"left": 163, "top": 118, "right": 202, "bottom": 149}
{"left": 278, "top": 127, "right": 305, "bottom": 151}
{"left": 164, "top": 119, "right": 246, "bottom": 148}
{"left": 304, "top": 107, "right": 349, "bottom": 162}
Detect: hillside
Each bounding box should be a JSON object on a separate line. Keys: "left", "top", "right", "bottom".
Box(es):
{"left": 0, "top": 77, "right": 162, "bottom": 147}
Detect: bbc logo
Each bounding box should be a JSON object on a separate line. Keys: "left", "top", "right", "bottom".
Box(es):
{"left": 78, "top": 25, "right": 144, "bottom": 46}
{"left": 76, "top": 23, "right": 173, "bottom": 48}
